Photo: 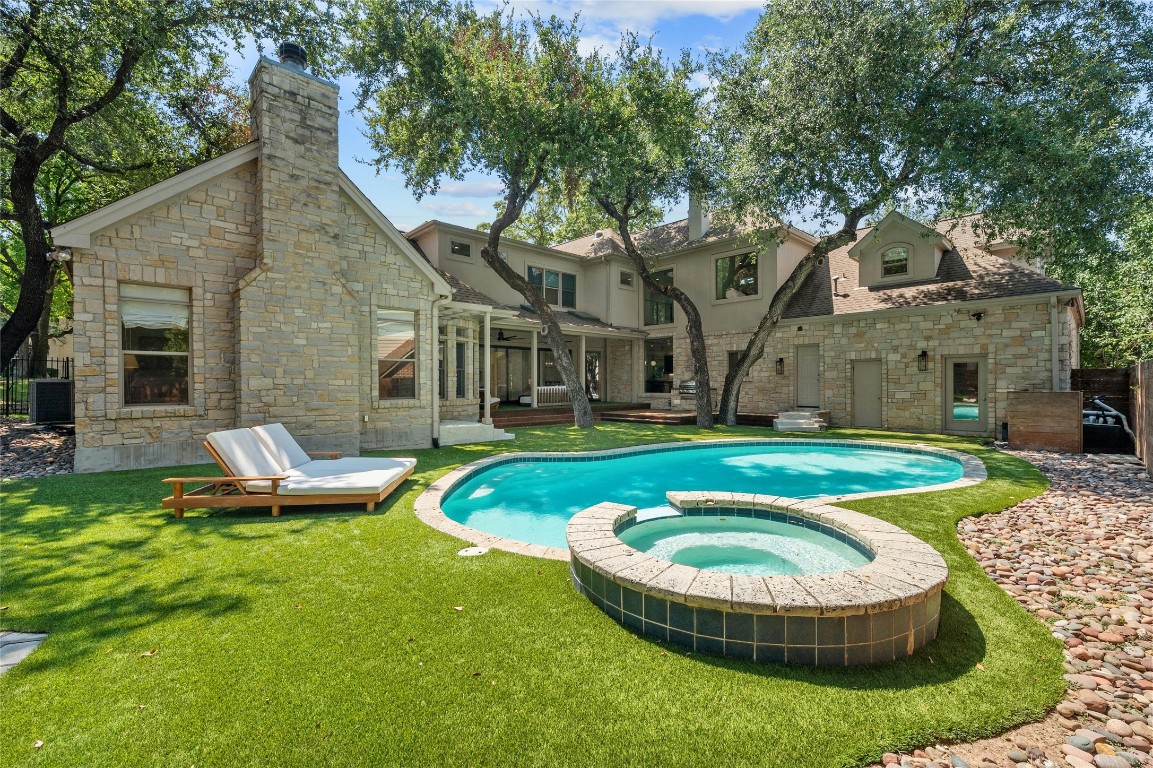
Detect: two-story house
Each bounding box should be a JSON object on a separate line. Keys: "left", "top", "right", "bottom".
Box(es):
{"left": 54, "top": 47, "right": 1081, "bottom": 472}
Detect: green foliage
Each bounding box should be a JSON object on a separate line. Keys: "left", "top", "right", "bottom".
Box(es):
{"left": 347, "top": 1, "right": 606, "bottom": 202}
{"left": 710, "top": 0, "right": 1153, "bottom": 267}
{"left": 478, "top": 180, "right": 663, "bottom": 246}
{"left": 1053, "top": 198, "right": 1153, "bottom": 367}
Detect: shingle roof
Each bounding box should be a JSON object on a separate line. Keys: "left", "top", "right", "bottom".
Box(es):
{"left": 553, "top": 217, "right": 751, "bottom": 259}
{"left": 782, "top": 216, "right": 1079, "bottom": 319}
{"left": 505, "top": 305, "right": 643, "bottom": 333}
{"left": 407, "top": 238, "right": 503, "bottom": 307}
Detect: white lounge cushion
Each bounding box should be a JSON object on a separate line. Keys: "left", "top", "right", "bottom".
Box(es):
{"left": 251, "top": 423, "right": 312, "bottom": 470}
{"left": 206, "top": 428, "right": 286, "bottom": 479}
{"left": 300, "top": 457, "right": 417, "bottom": 476}
{"left": 244, "top": 464, "right": 411, "bottom": 495}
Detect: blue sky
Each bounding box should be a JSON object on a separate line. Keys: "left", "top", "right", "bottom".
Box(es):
{"left": 227, "top": 1, "right": 764, "bottom": 234}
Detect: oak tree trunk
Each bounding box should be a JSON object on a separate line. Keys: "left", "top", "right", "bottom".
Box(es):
{"left": 1, "top": 153, "right": 52, "bottom": 368}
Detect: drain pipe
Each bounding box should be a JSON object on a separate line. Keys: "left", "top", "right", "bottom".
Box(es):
{"left": 1091, "top": 397, "right": 1138, "bottom": 445}
{"left": 431, "top": 294, "right": 451, "bottom": 448}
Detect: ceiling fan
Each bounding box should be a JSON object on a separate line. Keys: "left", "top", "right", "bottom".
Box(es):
{"left": 496, "top": 330, "right": 521, "bottom": 342}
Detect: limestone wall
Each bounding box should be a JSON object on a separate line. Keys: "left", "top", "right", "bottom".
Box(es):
{"left": 605, "top": 339, "right": 636, "bottom": 403}
{"left": 71, "top": 164, "right": 259, "bottom": 472}
{"left": 676, "top": 300, "right": 1072, "bottom": 436}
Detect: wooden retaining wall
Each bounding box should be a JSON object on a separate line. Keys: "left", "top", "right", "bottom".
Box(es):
{"left": 1132, "top": 361, "right": 1153, "bottom": 473}
{"left": 1007, "top": 391, "right": 1083, "bottom": 453}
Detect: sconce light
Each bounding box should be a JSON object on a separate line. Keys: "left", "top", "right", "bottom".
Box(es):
{"left": 46, "top": 247, "right": 72, "bottom": 262}
{"left": 917, "top": 350, "right": 928, "bottom": 372}
{"left": 969, "top": 311, "right": 985, "bottom": 321}
{"left": 775, "top": 357, "right": 785, "bottom": 375}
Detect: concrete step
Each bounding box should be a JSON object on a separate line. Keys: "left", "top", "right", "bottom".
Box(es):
{"left": 439, "top": 420, "right": 516, "bottom": 446}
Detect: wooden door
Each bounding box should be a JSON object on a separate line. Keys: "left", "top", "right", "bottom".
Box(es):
{"left": 852, "top": 359, "right": 882, "bottom": 428}
{"left": 796, "top": 345, "right": 820, "bottom": 407}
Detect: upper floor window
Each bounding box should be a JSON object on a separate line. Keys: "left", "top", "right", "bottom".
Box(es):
{"left": 450, "top": 240, "right": 472, "bottom": 258}
{"left": 619, "top": 269, "right": 635, "bottom": 288}
{"left": 120, "top": 283, "right": 190, "bottom": 406}
{"left": 378, "top": 310, "right": 416, "bottom": 400}
{"left": 882, "top": 246, "right": 909, "bottom": 276}
{"left": 527, "top": 266, "right": 576, "bottom": 308}
{"left": 644, "top": 268, "right": 674, "bottom": 326}
{"left": 715, "top": 252, "right": 758, "bottom": 299}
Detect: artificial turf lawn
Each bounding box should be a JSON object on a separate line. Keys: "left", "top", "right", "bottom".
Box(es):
{"left": 0, "top": 423, "right": 1064, "bottom": 767}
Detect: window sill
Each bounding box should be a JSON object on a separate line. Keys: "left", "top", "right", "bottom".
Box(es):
{"left": 711, "top": 292, "right": 761, "bottom": 307}
{"left": 112, "top": 405, "right": 198, "bottom": 419}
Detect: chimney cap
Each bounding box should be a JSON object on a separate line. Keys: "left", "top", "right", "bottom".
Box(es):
{"left": 277, "top": 42, "right": 308, "bottom": 71}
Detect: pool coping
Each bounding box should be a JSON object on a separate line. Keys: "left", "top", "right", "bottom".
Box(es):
{"left": 412, "top": 438, "right": 987, "bottom": 562}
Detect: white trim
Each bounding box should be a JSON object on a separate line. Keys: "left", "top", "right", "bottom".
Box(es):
{"left": 336, "top": 171, "right": 452, "bottom": 297}
{"left": 51, "top": 144, "right": 261, "bottom": 248}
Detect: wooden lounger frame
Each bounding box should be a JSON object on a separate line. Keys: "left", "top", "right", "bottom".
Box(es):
{"left": 162, "top": 441, "right": 414, "bottom": 518}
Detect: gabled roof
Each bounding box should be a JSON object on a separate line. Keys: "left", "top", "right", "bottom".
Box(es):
{"left": 406, "top": 238, "right": 502, "bottom": 307}
{"left": 51, "top": 143, "right": 261, "bottom": 248}
{"left": 783, "top": 215, "right": 1079, "bottom": 320}
{"left": 846, "top": 210, "right": 954, "bottom": 259}
{"left": 49, "top": 142, "right": 451, "bottom": 297}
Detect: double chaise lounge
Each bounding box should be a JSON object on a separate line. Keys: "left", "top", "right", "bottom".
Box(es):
{"left": 162, "top": 423, "right": 416, "bottom": 518}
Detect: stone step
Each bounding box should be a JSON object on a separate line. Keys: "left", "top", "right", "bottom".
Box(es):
{"left": 773, "top": 421, "right": 826, "bottom": 432}
{"left": 439, "top": 421, "right": 516, "bottom": 446}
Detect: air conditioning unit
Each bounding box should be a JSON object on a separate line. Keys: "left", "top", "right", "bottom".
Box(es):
{"left": 28, "top": 379, "right": 74, "bottom": 424}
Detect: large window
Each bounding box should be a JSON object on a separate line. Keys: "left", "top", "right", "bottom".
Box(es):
{"left": 527, "top": 266, "right": 576, "bottom": 308}
{"left": 120, "top": 283, "right": 190, "bottom": 406}
{"left": 378, "top": 310, "right": 416, "bottom": 399}
{"left": 715, "top": 252, "right": 758, "bottom": 299}
{"left": 882, "top": 246, "right": 909, "bottom": 276}
{"left": 644, "top": 269, "right": 674, "bottom": 326}
{"left": 644, "top": 337, "right": 674, "bottom": 393}
{"left": 455, "top": 327, "right": 473, "bottom": 399}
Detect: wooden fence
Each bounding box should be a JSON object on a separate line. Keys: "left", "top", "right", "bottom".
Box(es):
{"left": 1071, "top": 367, "right": 1131, "bottom": 420}
{"left": 1132, "top": 361, "right": 1153, "bottom": 473}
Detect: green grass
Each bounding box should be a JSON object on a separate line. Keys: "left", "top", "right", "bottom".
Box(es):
{"left": 0, "top": 424, "right": 1063, "bottom": 767}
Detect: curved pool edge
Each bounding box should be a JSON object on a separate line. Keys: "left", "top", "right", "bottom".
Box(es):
{"left": 570, "top": 492, "right": 948, "bottom": 665}
{"left": 412, "top": 438, "right": 987, "bottom": 563}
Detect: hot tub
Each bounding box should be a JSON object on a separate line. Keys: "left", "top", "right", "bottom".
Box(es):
{"left": 567, "top": 492, "right": 947, "bottom": 666}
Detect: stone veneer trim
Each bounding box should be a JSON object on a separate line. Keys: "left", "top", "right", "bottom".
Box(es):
{"left": 413, "top": 438, "right": 987, "bottom": 561}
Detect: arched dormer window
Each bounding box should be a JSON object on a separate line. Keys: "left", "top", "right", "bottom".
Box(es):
{"left": 881, "top": 246, "right": 909, "bottom": 277}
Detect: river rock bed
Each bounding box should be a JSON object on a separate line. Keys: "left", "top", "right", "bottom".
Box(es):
{"left": 869, "top": 449, "right": 1153, "bottom": 768}
{"left": 1, "top": 417, "right": 74, "bottom": 479}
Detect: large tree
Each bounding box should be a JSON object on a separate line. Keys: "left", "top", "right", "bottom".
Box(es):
{"left": 710, "top": 0, "right": 1153, "bottom": 423}
{"left": 0, "top": 0, "right": 344, "bottom": 367}
{"left": 348, "top": 1, "right": 606, "bottom": 428}
{"left": 585, "top": 36, "right": 716, "bottom": 427}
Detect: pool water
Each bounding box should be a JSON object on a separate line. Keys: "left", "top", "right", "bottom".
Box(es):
{"left": 617, "top": 515, "right": 872, "bottom": 576}
{"left": 441, "top": 442, "right": 962, "bottom": 549}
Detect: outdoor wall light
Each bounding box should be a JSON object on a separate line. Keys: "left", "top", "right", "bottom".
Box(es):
{"left": 46, "top": 247, "right": 71, "bottom": 262}
{"left": 917, "top": 350, "right": 928, "bottom": 372}
{"left": 775, "top": 357, "right": 785, "bottom": 375}
{"left": 969, "top": 311, "right": 985, "bottom": 321}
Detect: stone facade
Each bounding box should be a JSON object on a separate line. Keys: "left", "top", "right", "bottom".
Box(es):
{"left": 605, "top": 338, "right": 636, "bottom": 403}
{"left": 673, "top": 299, "right": 1079, "bottom": 435}
{"left": 64, "top": 56, "right": 451, "bottom": 471}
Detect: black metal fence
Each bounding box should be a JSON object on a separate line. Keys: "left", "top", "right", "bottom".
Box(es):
{"left": 2, "top": 356, "right": 73, "bottom": 417}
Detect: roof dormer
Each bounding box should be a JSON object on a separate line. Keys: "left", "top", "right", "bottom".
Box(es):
{"left": 848, "top": 211, "right": 953, "bottom": 289}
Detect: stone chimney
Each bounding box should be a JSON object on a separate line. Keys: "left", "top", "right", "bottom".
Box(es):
{"left": 238, "top": 45, "right": 359, "bottom": 453}
{"left": 687, "top": 193, "right": 710, "bottom": 241}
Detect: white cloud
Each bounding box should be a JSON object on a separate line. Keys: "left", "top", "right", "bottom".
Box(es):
{"left": 439, "top": 180, "right": 505, "bottom": 198}
{"left": 419, "top": 199, "right": 493, "bottom": 221}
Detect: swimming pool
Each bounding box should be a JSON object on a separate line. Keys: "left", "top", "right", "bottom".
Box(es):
{"left": 435, "top": 440, "right": 973, "bottom": 550}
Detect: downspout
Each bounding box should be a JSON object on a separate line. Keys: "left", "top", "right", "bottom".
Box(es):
{"left": 1050, "top": 296, "right": 1061, "bottom": 391}
{"left": 431, "top": 294, "right": 450, "bottom": 447}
